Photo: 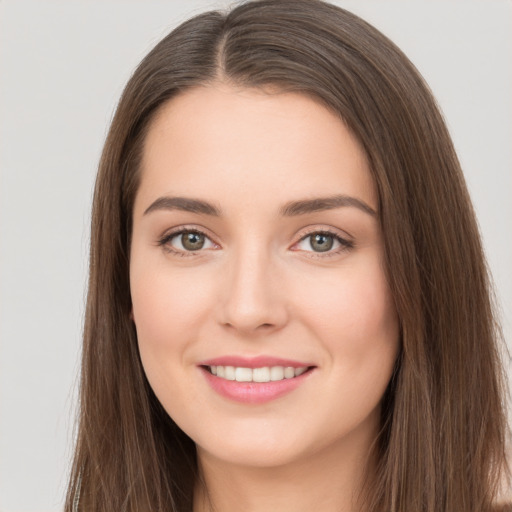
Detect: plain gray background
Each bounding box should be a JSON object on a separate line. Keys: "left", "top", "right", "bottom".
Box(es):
{"left": 1, "top": 1, "right": 511, "bottom": 510}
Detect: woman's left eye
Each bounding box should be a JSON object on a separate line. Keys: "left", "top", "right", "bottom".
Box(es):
{"left": 294, "top": 232, "right": 352, "bottom": 254}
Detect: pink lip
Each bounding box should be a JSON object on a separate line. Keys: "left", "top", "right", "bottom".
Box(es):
{"left": 198, "top": 356, "right": 315, "bottom": 404}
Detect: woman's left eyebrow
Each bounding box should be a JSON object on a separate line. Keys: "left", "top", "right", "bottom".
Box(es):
{"left": 280, "top": 195, "right": 377, "bottom": 217}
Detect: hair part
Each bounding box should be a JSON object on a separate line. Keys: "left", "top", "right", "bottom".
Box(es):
{"left": 66, "top": 1, "right": 510, "bottom": 511}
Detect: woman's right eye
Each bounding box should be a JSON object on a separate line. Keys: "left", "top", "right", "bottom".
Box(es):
{"left": 160, "top": 230, "right": 216, "bottom": 253}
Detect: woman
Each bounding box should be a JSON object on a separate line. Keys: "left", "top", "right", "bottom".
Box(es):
{"left": 66, "top": 1, "right": 510, "bottom": 510}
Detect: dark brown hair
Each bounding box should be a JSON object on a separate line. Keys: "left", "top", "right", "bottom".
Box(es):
{"left": 66, "top": 1, "right": 510, "bottom": 510}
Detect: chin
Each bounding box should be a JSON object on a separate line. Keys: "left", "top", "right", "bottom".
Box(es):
{"left": 197, "top": 439, "right": 309, "bottom": 469}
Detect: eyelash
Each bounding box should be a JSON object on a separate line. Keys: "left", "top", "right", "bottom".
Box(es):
{"left": 157, "top": 227, "right": 217, "bottom": 257}
{"left": 293, "top": 229, "right": 354, "bottom": 257}
{"left": 157, "top": 227, "right": 354, "bottom": 258}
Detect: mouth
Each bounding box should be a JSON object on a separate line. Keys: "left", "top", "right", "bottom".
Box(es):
{"left": 202, "top": 364, "right": 312, "bottom": 383}
{"left": 198, "top": 358, "right": 316, "bottom": 404}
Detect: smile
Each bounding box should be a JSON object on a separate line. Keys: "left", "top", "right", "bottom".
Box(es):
{"left": 199, "top": 358, "right": 315, "bottom": 404}
{"left": 207, "top": 365, "right": 309, "bottom": 382}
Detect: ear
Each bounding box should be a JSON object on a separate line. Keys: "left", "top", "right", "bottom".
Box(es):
{"left": 129, "top": 308, "right": 135, "bottom": 322}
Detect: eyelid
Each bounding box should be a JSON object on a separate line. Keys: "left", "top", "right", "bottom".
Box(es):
{"left": 291, "top": 226, "right": 354, "bottom": 256}
{"left": 156, "top": 224, "right": 354, "bottom": 257}
{"left": 157, "top": 225, "right": 220, "bottom": 255}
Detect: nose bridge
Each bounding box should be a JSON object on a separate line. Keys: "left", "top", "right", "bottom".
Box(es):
{"left": 219, "top": 237, "right": 287, "bottom": 333}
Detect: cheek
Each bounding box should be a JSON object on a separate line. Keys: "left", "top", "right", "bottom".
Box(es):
{"left": 129, "top": 260, "right": 219, "bottom": 405}
{"left": 130, "top": 262, "right": 218, "bottom": 409}
{"left": 296, "top": 257, "right": 399, "bottom": 367}
{"left": 306, "top": 260, "right": 399, "bottom": 430}
{"left": 131, "top": 263, "right": 214, "bottom": 345}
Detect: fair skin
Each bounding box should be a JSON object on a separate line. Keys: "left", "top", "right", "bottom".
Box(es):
{"left": 130, "top": 83, "right": 399, "bottom": 512}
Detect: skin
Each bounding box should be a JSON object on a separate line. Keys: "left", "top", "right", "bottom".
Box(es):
{"left": 130, "top": 83, "right": 399, "bottom": 512}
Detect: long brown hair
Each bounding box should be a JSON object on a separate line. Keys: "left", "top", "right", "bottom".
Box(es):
{"left": 66, "top": 1, "right": 510, "bottom": 510}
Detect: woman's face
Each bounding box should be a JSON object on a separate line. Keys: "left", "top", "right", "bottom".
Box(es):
{"left": 130, "top": 84, "right": 399, "bottom": 469}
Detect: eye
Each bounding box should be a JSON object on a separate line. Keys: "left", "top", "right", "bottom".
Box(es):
{"left": 294, "top": 231, "right": 352, "bottom": 254}
{"left": 160, "top": 229, "right": 216, "bottom": 253}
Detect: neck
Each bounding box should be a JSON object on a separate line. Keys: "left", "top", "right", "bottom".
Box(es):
{"left": 193, "top": 430, "right": 378, "bottom": 512}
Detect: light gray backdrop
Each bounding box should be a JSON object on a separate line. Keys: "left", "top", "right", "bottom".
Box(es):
{"left": 1, "top": 1, "right": 511, "bottom": 510}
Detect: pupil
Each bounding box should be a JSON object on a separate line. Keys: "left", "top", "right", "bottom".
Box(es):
{"left": 182, "top": 232, "right": 205, "bottom": 250}
{"left": 311, "top": 233, "right": 333, "bottom": 252}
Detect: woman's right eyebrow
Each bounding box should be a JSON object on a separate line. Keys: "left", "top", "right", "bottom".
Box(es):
{"left": 143, "top": 196, "right": 221, "bottom": 216}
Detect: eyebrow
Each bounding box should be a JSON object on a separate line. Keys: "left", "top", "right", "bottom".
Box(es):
{"left": 143, "top": 194, "right": 377, "bottom": 217}
{"left": 144, "top": 196, "right": 221, "bottom": 216}
{"left": 280, "top": 195, "right": 377, "bottom": 217}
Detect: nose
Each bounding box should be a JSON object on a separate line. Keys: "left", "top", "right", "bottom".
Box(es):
{"left": 217, "top": 245, "right": 289, "bottom": 335}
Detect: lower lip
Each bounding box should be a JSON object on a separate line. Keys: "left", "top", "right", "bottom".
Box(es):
{"left": 200, "top": 367, "right": 313, "bottom": 404}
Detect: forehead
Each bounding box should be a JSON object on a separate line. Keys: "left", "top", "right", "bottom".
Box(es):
{"left": 136, "top": 84, "right": 376, "bottom": 214}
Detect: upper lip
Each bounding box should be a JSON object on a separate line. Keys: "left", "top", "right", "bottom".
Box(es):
{"left": 198, "top": 356, "right": 314, "bottom": 369}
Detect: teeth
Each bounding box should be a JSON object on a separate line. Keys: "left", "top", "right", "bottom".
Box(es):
{"left": 208, "top": 365, "right": 309, "bottom": 383}
{"left": 235, "top": 367, "right": 252, "bottom": 382}
{"left": 253, "top": 367, "right": 270, "bottom": 382}
{"left": 270, "top": 366, "right": 284, "bottom": 381}
{"left": 284, "top": 367, "right": 295, "bottom": 379}
{"left": 225, "top": 366, "right": 236, "bottom": 380}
